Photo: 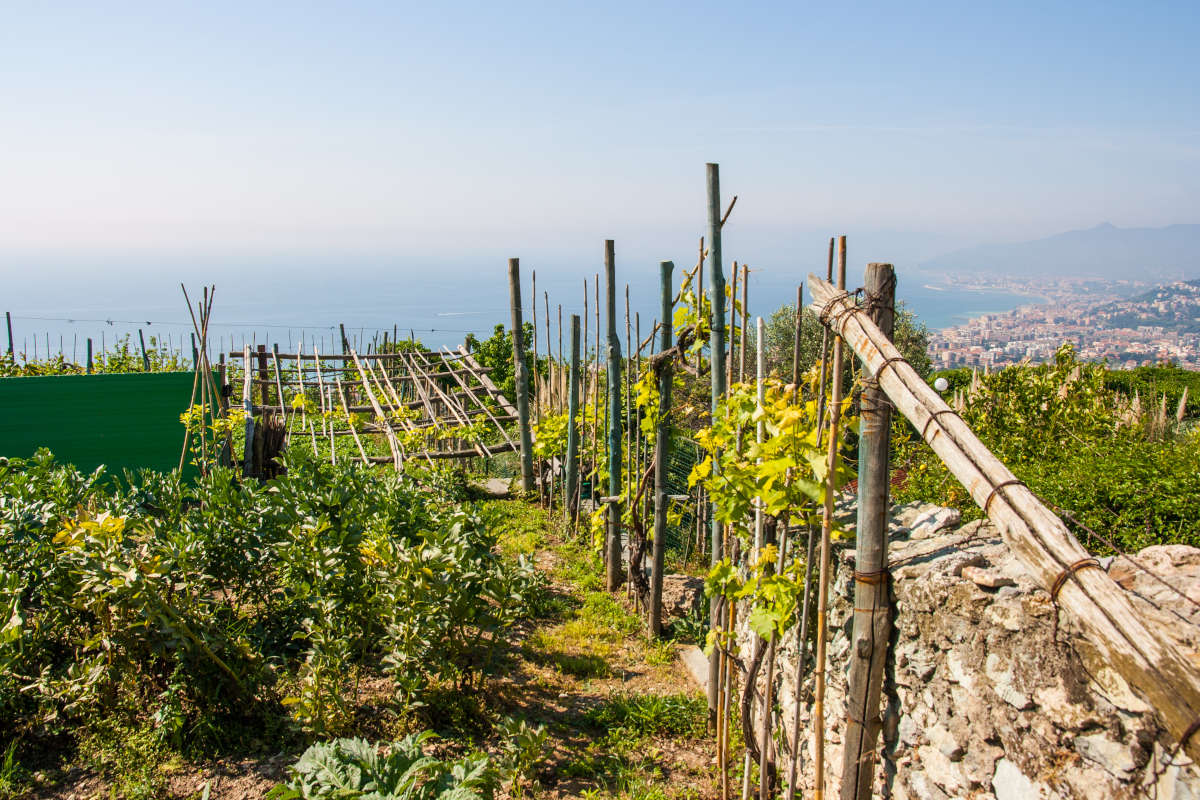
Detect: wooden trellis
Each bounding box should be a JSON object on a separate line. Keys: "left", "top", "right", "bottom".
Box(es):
{"left": 228, "top": 344, "right": 518, "bottom": 472}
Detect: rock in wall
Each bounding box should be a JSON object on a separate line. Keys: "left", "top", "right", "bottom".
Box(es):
{"left": 737, "top": 501, "right": 1200, "bottom": 799}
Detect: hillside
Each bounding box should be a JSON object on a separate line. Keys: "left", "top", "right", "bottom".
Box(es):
{"left": 920, "top": 222, "right": 1200, "bottom": 279}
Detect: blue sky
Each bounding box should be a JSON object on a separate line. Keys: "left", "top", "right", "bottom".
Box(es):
{"left": 1, "top": 0, "right": 1198, "bottom": 282}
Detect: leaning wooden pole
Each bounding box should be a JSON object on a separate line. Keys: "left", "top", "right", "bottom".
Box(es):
{"left": 566, "top": 315, "right": 582, "bottom": 527}
{"left": 604, "top": 239, "right": 624, "bottom": 591}
{"left": 807, "top": 272, "right": 1200, "bottom": 764}
{"left": 508, "top": 258, "right": 536, "bottom": 493}
{"left": 705, "top": 161, "right": 727, "bottom": 725}
{"left": 814, "top": 236, "right": 847, "bottom": 800}
{"left": 840, "top": 263, "right": 896, "bottom": 800}
{"left": 650, "top": 260, "right": 674, "bottom": 639}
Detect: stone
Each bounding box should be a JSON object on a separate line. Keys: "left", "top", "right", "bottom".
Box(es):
{"left": 660, "top": 574, "right": 704, "bottom": 619}
{"left": 918, "top": 744, "right": 967, "bottom": 795}
{"left": 1075, "top": 733, "right": 1138, "bottom": 777}
{"left": 963, "top": 565, "right": 1016, "bottom": 589}
{"left": 926, "top": 723, "right": 964, "bottom": 761}
{"left": 985, "top": 599, "right": 1025, "bottom": 631}
{"left": 992, "top": 758, "right": 1051, "bottom": 800}
{"left": 986, "top": 653, "right": 1033, "bottom": 710}
{"left": 945, "top": 651, "right": 976, "bottom": 691}
{"left": 893, "top": 502, "right": 962, "bottom": 539}
{"left": 908, "top": 771, "right": 951, "bottom": 800}
{"left": 899, "top": 714, "right": 921, "bottom": 747}
{"left": 962, "top": 741, "right": 1004, "bottom": 788}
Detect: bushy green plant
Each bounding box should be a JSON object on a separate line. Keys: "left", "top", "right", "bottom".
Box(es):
{"left": 897, "top": 344, "right": 1200, "bottom": 552}
{"left": 269, "top": 732, "right": 497, "bottom": 800}
{"left": 0, "top": 450, "right": 544, "bottom": 748}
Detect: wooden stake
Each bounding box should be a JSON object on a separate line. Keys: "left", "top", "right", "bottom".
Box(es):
{"left": 566, "top": 315, "right": 581, "bottom": 527}
{"left": 241, "top": 347, "right": 256, "bottom": 477}
{"left": 814, "top": 236, "right": 847, "bottom": 800}
{"left": 739, "top": 264, "right": 749, "bottom": 384}
{"left": 335, "top": 378, "right": 370, "bottom": 464}
{"left": 840, "top": 263, "right": 896, "bottom": 800}
{"left": 650, "top": 261, "right": 673, "bottom": 638}
{"left": 508, "top": 259, "right": 536, "bottom": 493}
{"left": 138, "top": 328, "right": 150, "bottom": 371}
{"left": 706, "top": 162, "right": 727, "bottom": 726}
{"left": 605, "top": 240, "right": 624, "bottom": 591}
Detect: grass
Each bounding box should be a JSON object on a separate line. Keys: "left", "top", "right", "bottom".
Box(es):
{"left": 78, "top": 718, "right": 183, "bottom": 800}
{"left": 0, "top": 740, "right": 28, "bottom": 800}
{"left": 585, "top": 692, "right": 708, "bottom": 739}
{"left": 489, "top": 499, "right": 550, "bottom": 558}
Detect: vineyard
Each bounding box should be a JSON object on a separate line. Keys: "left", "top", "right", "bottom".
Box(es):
{"left": 2, "top": 166, "right": 1200, "bottom": 800}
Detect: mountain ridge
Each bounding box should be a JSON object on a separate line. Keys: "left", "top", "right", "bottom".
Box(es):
{"left": 919, "top": 222, "right": 1200, "bottom": 280}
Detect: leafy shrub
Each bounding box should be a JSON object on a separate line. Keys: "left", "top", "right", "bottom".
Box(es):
{"left": 269, "top": 732, "right": 497, "bottom": 800}
{"left": 0, "top": 450, "right": 543, "bottom": 747}
{"left": 897, "top": 345, "right": 1200, "bottom": 552}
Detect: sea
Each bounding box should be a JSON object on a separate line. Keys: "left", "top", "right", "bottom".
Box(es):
{"left": 3, "top": 261, "right": 1042, "bottom": 364}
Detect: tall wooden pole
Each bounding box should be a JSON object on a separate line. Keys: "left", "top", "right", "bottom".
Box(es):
{"left": 605, "top": 240, "right": 624, "bottom": 591}
{"left": 138, "top": 329, "right": 151, "bottom": 371}
{"left": 739, "top": 264, "right": 749, "bottom": 384}
{"left": 792, "top": 285, "right": 804, "bottom": 389}
{"left": 508, "top": 258, "right": 536, "bottom": 493}
{"left": 86, "top": 338, "right": 93, "bottom": 374}
{"left": 727, "top": 263, "right": 739, "bottom": 381}
{"left": 650, "top": 260, "right": 674, "bottom": 638}
{"left": 841, "top": 263, "right": 896, "bottom": 800}
{"left": 5, "top": 312, "right": 12, "bottom": 356}
{"left": 705, "top": 162, "right": 727, "bottom": 724}
{"left": 566, "top": 315, "right": 581, "bottom": 526}
{"left": 814, "top": 235, "right": 847, "bottom": 800}
{"left": 593, "top": 273, "right": 601, "bottom": 501}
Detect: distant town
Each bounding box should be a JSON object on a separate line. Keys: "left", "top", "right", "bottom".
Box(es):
{"left": 926, "top": 277, "right": 1200, "bottom": 371}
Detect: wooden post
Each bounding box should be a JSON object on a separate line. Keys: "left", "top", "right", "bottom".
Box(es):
{"left": 605, "top": 239, "right": 624, "bottom": 591}
{"left": 728, "top": 263, "right": 739, "bottom": 381}
{"left": 191, "top": 332, "right": 199, "bottom": 369}
{"left": 138, "top": 328, "right": 151, "bottom": 371}
{"left": 5, "top": 312, "right": 12, "bottom": 356}
{"left": 792, "top": 285, "right": 804, "bottom": 389}
{"left": 339, "top": 324, "right": 348, "bottom": 354}
{"left": 241, "top": 346, "right": 256, "bottom": 477}
{"left": 508, "top": 258, "right": 536, "bottom": 493}
{"left": 650, "top": 261, "right": 674, "bottom": 638}
{"left": 705, "top": 162, "right": 727, "bottom": 723}
{"left": 841, "top": 263, "right": 895, "bottom": 800}
{"left": 566, "top": 315, "right": 581, "bottom": 526}
{"left": 86, "top": 338, "right": 93, "bottom": 374}
{"left": 257, "top": 344, "right": 270, "bottom": 407}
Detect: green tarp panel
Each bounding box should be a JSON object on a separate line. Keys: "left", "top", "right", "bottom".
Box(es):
{"left": 0, "top": 372, "right": 211, "bottom": 477}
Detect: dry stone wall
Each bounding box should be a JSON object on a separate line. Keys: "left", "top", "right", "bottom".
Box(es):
{"left": 738, "top": 501, "right": 1200, "bottom": 799}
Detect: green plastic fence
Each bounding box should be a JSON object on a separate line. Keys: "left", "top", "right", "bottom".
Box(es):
{"left": 0, "top": 371, "right": 209, "bottom": 477}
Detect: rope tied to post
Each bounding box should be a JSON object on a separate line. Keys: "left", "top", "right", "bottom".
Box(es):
{"left": 817, "top": 288, "right": 862, "bottom": 329}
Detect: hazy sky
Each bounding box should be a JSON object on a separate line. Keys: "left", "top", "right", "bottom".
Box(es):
{"left": 2, "top": 0, "right": 1198, "bottom": 277}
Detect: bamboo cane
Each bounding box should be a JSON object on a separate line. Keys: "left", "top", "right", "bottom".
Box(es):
{"left": 813, "top": 236, "right": 847, "bottom": 800}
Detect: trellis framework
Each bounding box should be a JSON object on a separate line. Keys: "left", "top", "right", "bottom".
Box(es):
{"left": 227, "top": 344, "right": 518, "bottom": 471}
